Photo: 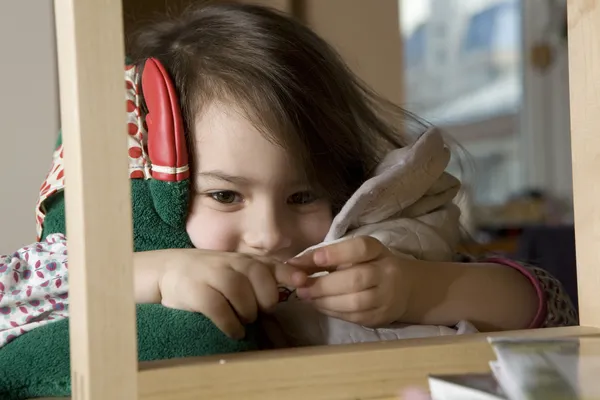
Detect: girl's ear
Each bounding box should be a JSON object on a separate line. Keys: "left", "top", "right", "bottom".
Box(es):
{"left": 141, "top": 57, "right": 190, "bottom": 182}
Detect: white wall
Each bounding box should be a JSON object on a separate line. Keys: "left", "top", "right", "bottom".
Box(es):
{"left": 0, "top": 0, "right": 59, "bottom": 254}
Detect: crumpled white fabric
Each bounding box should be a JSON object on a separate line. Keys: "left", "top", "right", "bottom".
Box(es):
{"left": 265, "top": 128, "right": 479, "bottom": 347}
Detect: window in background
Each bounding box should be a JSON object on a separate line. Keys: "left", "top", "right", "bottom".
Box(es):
{"left": 400, "top": 0, "right": 523, "bottom": 208}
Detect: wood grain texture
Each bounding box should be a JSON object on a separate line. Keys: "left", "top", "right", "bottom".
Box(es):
{"left": 135, "top": 326, "right": 600, "bottom": 399}
{"left": 53, "top": 0, "right": 138, "bottom": 399}
{"left": 567, "top": 0, "right": 600, "bottom": 327}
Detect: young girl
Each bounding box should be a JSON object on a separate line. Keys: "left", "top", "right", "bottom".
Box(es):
{"left": 0, "top": 2, "right": 576, "bottom": 347}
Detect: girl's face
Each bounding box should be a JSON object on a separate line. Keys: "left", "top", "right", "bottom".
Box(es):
{"left": 186, "top": 102, "right": 333, "bottom": 261}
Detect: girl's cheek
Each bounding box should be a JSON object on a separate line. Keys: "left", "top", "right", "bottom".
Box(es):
{"left": 186, "top": 205, "right": 239, "bottom": 252}
{"left": 303, "top": 208, "right": 333, "bottom": 243}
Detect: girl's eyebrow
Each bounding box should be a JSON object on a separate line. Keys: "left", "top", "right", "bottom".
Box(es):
{"left": 197, "top": 170, "right": 253, "bottom": 185}
{"left": 197, "top": 170, "right": 311, "bottom": 188}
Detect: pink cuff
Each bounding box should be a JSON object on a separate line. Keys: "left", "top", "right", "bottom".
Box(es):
{"left": 482, "top": 257, "right": 547, "bottom": 329}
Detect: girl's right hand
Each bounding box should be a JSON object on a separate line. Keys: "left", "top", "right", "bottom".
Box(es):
{"left": 157, "top": 249, "right": 307, "bottom": 339}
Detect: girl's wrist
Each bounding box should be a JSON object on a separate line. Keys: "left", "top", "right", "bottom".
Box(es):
{"left": 133, "top": 249, "right": 176, "bottom": 304}
{"left": 394, "top": 256, "right": 429, "bottom": 324}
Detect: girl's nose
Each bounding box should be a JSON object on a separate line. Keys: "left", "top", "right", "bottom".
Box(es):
{"left": 242, "top": 207, "right": 292, "bottom": 255}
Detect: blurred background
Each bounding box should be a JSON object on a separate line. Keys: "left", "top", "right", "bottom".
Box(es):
{"left": 399, "top": 0, "right": 576, "bottom": 310}
{"left": 1, "top": 0, "right": 577, "bottom": 307}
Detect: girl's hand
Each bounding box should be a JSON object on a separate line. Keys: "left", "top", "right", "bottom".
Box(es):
{"left": 288, "top": 236, "right": 414, "bottom": 327}
{"left": 158, "top": 249, "right": 307, "bottom": 339}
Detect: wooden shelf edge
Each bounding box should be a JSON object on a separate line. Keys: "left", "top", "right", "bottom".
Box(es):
{"left": 137, "top": 326, "right": 600, "bottom": 400}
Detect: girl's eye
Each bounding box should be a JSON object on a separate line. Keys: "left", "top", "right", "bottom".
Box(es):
{"left": 209, "top": 191, "right": 242, "bottom": 204}
{"left": 288, "top": 191, "right": 318, "bottom": 205}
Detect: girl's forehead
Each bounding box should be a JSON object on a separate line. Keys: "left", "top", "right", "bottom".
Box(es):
{"left": 192, "top": 102, "right": 307, "bottom": 184}
{"left": 193, "top": 102, "right": 280, "bottom": 153}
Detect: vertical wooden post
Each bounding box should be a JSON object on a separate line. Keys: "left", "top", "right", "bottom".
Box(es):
{"left": 567, "top": 0, "right": 600, "bottom": 328}
{"left": 54, "top": 0, "right": 138, "bottom": 398}
{"left": 302, "top": 0, "right": 404, "bottom": 106}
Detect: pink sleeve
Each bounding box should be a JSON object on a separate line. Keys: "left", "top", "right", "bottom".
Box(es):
{"left": 0, "top": 233, "right": 69, "bottom": 347}
{"left": 482, "top": 257, "right": 578, "bottom": 329}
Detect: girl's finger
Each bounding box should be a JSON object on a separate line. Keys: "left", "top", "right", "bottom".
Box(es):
{"left": 288, "top": 236, "right": 387, "bottom": 268}
{"left": 310, "top": 288, "right": 380, "bottom": 313}
{"left": 316, "top": 306, "right": 386, "bottom": 327}
{"left": 296, "top": 264, "right": 378, "bottom": 299}
{"left": 271, "top": 261, "right": 309, "bottom": 287}
{"left": 191, "top": 283, "right": 245, "bottom": 339}
{"left": 239, "top": 254, "right": 308, "bottom": 287}
{"left": 244, "top": 261, "right": 280, "bottom": 312}
{"left": 206, "top": 268, "right": 258, "bottom": 325}
{"left": 233, "top": 259, "right": 308, "bottom": 311}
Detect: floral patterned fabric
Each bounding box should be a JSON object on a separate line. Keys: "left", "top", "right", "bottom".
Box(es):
{"left": 34, "top": 65, "right": 150, "bottom": 241}
{"left": 0, "top": 233, "right": 68, "bottom": 347}
{"left": 523, "top": 262, "right": 579, "bottom": 328}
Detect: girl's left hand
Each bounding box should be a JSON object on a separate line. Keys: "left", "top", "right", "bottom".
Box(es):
{"left": 287, "top": 236, "right": 414, "bottom": 327}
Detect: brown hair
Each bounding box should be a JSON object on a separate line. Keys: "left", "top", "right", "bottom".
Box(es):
{"left": 128, "top": 1, "right": 429, "bottom": 213}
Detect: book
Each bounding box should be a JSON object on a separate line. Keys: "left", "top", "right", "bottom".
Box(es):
{"left": 428, "top": 373, "right": 507, "bottom": 400}
{"left": 487, "top": 337, "right": 580, "bottom": 400}
{"left": 427, "top": 337, "right": 600, "bottom": 400}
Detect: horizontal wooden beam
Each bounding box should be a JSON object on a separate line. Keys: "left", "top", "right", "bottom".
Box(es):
{"left": 137, "top": 326, "right": 600, "bottom": 400}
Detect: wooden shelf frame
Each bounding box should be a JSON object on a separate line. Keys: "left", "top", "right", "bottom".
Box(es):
{"left": 51, "top": 0, "right": 600, "bottom": 399}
